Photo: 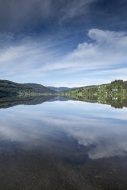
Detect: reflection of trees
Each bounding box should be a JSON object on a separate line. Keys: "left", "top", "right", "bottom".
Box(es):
{"left": 0, "top": 96, "right": 56, "bottom": 109}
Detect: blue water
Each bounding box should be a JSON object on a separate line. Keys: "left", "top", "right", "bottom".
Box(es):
{"left": 0, "top": 97, "right": 127, "bottom": 190}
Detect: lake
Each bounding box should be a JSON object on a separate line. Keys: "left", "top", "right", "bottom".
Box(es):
{"left": 0, "top": 96, "right": 127, "bottom": 190}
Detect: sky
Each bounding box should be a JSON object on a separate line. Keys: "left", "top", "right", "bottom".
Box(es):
{"left": 0, "top": 0, "right": 127, "bottom": 87}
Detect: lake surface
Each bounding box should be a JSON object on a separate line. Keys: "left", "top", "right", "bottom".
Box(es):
{"left": 0, "top": 96, "right": 127, "bottom": 190}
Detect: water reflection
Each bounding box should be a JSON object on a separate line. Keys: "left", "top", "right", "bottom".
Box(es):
{"left": 0, "top": 97, "right": 127, "bottom": 189}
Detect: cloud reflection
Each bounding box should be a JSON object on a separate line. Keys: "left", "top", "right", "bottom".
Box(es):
{"left": 0, "top": 100, "right": 127, "bottom": 159}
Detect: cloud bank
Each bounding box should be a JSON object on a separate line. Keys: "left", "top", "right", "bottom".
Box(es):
{"left": 0, "top": 28, "right": 127, "bottom": 86}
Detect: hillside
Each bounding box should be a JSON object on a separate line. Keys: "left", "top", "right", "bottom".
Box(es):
{"left": 61, "top": 80, "right": 127, "bottom": 108}
{"left": 0, "top": 80, "right": 55, "bottom": 98}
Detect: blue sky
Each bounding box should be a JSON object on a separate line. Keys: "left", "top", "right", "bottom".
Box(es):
{"left": 0, "top": 0, "right": 127, "bottom": 87}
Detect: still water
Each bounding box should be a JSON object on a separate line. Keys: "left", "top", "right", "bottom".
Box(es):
{"left": 0, "top": 96, "right": 127, "bottom": 190}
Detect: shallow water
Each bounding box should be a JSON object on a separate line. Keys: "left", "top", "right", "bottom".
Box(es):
{"left": 0, "top": 96, "right": 127, "bottom": 190}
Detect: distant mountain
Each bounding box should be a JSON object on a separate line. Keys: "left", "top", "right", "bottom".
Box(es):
{"left": 0, "top": 80, "right": 55, "bottom": 98}
{"left": 47, "top": 86, "right": 74, "bottom": 92}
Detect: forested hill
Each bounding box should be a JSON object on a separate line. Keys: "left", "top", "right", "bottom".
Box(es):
{"left": 0, "top": 80, "right": 55, "bottom": 97}
{"left": 60, "top": 80, "right": 127, "bottom": 108}
{"left": 62, "top": 80, "right": 127, "bottom": 94}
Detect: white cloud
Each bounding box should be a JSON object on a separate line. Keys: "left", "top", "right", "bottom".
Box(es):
{"left": 33, "top": 29, "right": 127, "bottom": 80}
{"left": 0, "top": 29, "right": 127, "bottom": 86}
{"left": 52, "top": 29, "right": 127, "bottom": 72}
